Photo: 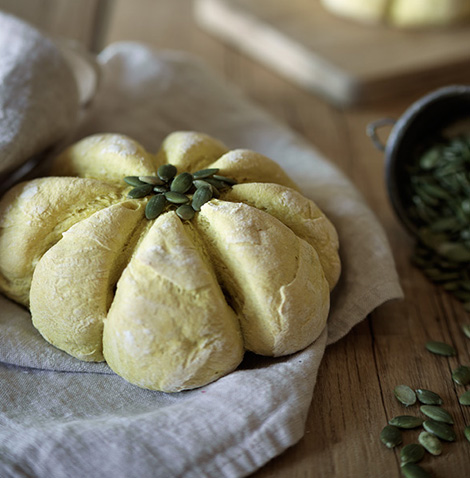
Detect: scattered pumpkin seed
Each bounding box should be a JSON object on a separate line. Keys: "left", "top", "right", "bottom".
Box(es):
{"left": 423, "top": 419, "right": 456, "bottom": 442}
{"left": 388, "top": 416, "right": 424, "bottom": 429}
{"left": 213, "top": 174, "right": 238, "bottom": 185}
{"left": 193, "top": 179, "right": 212, "bottom": 189}
{"left": 204, "top": 177, "right": 229, "bottom": 189}
{"left": 124, "top": 176, "right": 146, "bottom": 187}
{"left": 401, "top": 463, "right": 431, "bottom": 478}
{"left": 415, "top": 389, "right": 443, "bottom": 406}
{"left": 400, "top": 443, "right": 425, "bottom": 465}
{"left": 380, "top": 425, "right": 402, "bottom": 448}
{"left": 192, "top": 186, "right": 213, "bottom": 211}
{"left": 127, "top": 183, "right": 154, "bottom": 198}
{"left": 465, "top": 426, "right": 470, "bottom": 443}
{"left": 451, "top": 365, "right": 470, "bottom": 386}
{"left": 164, "top": 191, "right": 190, "bottom": 204}
{"left": 139, "top": 175, "right": 164, "bottom": 185}
{"left": 145, "top": 194, "right": 166, "bottom": 220}
{"left": 425, "top": 341, "right": 456, "bottom": 357}
{"left": 157, "top": 164, "right": 177, "bottom": 182}
{"left": 462, "top": 324, "right": 470, "bottom": 339}
{"left": 175, "top": 205, "right": 195, "bottom": 221}
{"left": 458, "top": 390, "right": 470, "bottom": 405}
{"left": 170, "top": 172, "right": 193, "bottom": 194}
{"left": 420, "top": 405, "right": 453, "bottom": 425}
{"left": 418, "top": 431, "right": 442, "bottom": 456}
{"left": 193, "top": 168, "right": 219, "bottom": 179}
{"left": 153, "top": 185, "right": 169, "bottom": 193}
{"left": 394, "top": 385, "right": 417, "bottom": 407}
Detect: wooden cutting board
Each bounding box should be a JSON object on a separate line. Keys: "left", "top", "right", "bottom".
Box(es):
{"left": 194, "top": 0, "right": 470, "bottom": 106}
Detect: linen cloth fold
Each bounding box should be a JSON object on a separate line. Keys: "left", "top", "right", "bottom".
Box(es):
{"left": 0, "top": 16, "right": 403, "bottom": 478}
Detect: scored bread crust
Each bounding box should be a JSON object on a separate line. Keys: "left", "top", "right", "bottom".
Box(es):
{"left": 0, "top": 131, "right": 340, "bottom": 392}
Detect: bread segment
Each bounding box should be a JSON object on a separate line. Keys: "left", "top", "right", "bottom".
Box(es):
{"left": 103, "top": 212, "right": 244, "bottom": 392}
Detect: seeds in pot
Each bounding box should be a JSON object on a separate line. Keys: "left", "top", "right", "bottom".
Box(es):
{"left": 465, "top": 426, "right": 470, "bottom": 443}
{"left": 157, "top": 164, "right": 177, "bottom": 182}
{"left": 418, "top": 431, "right": 442, "bottom": 456}
{"left": 145, "top": 194, "right": 166, "bottom": 220}
{"left": 192, "top": 186, "right": 213, "bottom": 212}
{"left": 423, "top": 419, "right": 456, "bottom": 442}
{"left": 394, "top": 385, "right": 417, "bottom": 407}
{"left": 451, "top": 365, "right": 470, "bottom": 386}
{"left": 462, "top": 323, "right": 470, "bottom": 339}
{"left": 193, "top": 168, "right": 219, "bottom": 179}
{"left": 425, "top": 341, "right": 456, "bottom": 356}
{"left": 379, "top": 425, "right": 402, "bottom": 448}
{"left": 400, "top": 443, "right": 425, "bottom": 465}
{"left": 388, "top": 416, "right": 424, "bottom": 429}
{"left": 170, "top": 172, "right": 193, "bottom": 194}
{"left": 458, "top": 390, "right": 470, "bottom": 405}
{"left": 400, "top": 463, "right": 431, "bottom": 478}
{"left": 415, "top": 389, "right": 443, "bottom": 406}
{"left": 164, "top": 191, "right": 190, "bottom": 204}
{"left": 175, "top": 205, "right": 195, "bottom": 221}
{"left": 139, "top": 175, "right": 164, "bottom": 185}
{"left": 127, "top": 184, "right": 154, "bottom": 198}
{"left": 124, "top": 176, "right": 146, "bottom": 187}
{"left": 420, "top": 405, "right": 453, "bottom": 424}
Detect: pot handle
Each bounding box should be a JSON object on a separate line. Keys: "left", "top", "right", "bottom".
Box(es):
{"left": 366, "top": 118, "right": 396, "bottom": 152}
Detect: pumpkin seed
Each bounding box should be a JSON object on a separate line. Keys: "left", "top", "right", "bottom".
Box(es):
{"left": 418, "top": 431, "right": 442, "bottom": 456}
{"left": 420, "top": 405, "right": 453, "bottom": 424}
{"left": 145, "top": 194, "right": 166, "bottom": 220}
{"left": 192, "top": 186, "right": 212, "bottom": 211}
{"left": 415, "top": 389, "right": 443, "bottom": 406}
{"left": 451, "top": 365, "right": 470, "bottom": 386}
{"left": 204, "top": 177, "right": 229, "bottom": 189}
{"left": 458, "top": 390, "right": 470, "bottom": 405}
{"left": 388, "top": 416, "right": 424, "bottom": 429}
{"left": 465, "top": 426, "right": 470, "bottom": 443}
{"left": 213, "top": 174, "right": 238, "bottom": 185}
{"left": 425, "top": 341, "right": 456, "bottom": 356}
{"left": 127, "top": 184, "right": 153, "bottom": 198}
{"left": 380, "top": 425, "right": 402, "bottom": 448}
{"left": 193, "top": 168, "right": 219, "bottom": 179}
{"left": 400, "top": 443, "right": 425, "bottom": 465}
{"left": 157, "top": 164, "right": 177, "bottom": 182}
{"left": 164, "top": 191, "right": 190, "bottom": 204}
{"left": 400, "top": 463, "right": 431, "bottom": 478}
{"left": 124, "top": 176, "right": 146, "bottom": 186}
{"left": 170, "top": 172, "right": 193, "bottom": 194}
{"left": 175, "top": 205, "right": 195, "bottom": 221}
{"left": 139, "top": 175, "right": 164, "bottom": 185}
{"left": 394, "top": 385, "right": 417, "bottom": 407}
{"left": 153, "top": 185, "right": 169, "bottom": 193}
{"left": 423, "top": 419, "right": 456, "bottom": 442}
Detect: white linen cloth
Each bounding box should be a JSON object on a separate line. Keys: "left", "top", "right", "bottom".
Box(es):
{"left": 0, "top": 14, "right": 403, "bottom": 478}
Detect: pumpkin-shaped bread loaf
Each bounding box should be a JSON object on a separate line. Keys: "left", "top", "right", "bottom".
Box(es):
{"left": 0, "top": 132, "right": 340, "bottom": 392}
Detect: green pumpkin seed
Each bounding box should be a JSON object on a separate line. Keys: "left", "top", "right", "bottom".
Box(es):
{"left": 157, "top": 164, "right": 177, "bottom": 182}
{"left": 465, "top": 426, "right": 470, "bottom": 442}
{"left": 153, "top": 185, "right": 169, "bottom": 193}
{"left": 425, "top": 341, "right": 456, "bottom": 356}
{"left": 212, "top": 174, "right": 237, "bottom": 185}
{"left": 175, "top": 205, "right": 195, "bottom": 221}
{"left": 192, "top": 186, "right": 213, "bottom": 212}
{"left": 437, "top": 242, "right": 470, "bottom": 263}
{"left": 139, "top": 175, "right": 164, "bottom": 185}
{"left": 124, "top": 176, "right": 146, "bottom": 187}
{"left": 423, "top": 419, "right": 456, "bottom": 442}
{"left": 418, "top": 431, "right": 442, "bottom": 456}
{"left": 458, "top": 390, "right": 470, "bottom": 405}
{"left": 204, "top": 177, "right": 229, "bottom": 189}
{"left": 462, "top": 324, "right": 470, "bottom": 339}
{"left": 164, "top": 191, "right": 190, "bottom": 204}
{"left": 145, "top": 194, "right": 166, "bottom": 220}
{"left": 394, "top": 385, "right": 417, "bottom": 407}
{"left": 451, "top": 365, "right": 470, "bottom": 386}
{"left": 400, "top": 463, "right": 431, "bottom": 478}
{"left": 419, "top": 148, "right": 441, "bottom": 170}
{"left": 400, "top": 443, "right": 425, "bottom": 465}
{"left": 379, "top": 425, "right": 402, "bottom": 448}
{"left": 415, "top": 389, "right": 443, "bottom": 405}
{"left": 193, "top": 168, "right": 219, "bottom": 179}
{"left": 170, "top": 172, "right": 193, "bottom": 194}
{"left": 127, "top": 184, "right": 153, "bottom": 198}
{"left": 193, "top": 179, "right": 213, "bottom": 189}
{"left": 420, "top": 405, "right": 453, "bottom": 424}
{"left": 388, "top": 416, "right": 424, "bottom": 429}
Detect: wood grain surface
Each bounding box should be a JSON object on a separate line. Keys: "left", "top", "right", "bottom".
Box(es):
{"left": 5, "top": 0, "right": 469, "bottom": 476}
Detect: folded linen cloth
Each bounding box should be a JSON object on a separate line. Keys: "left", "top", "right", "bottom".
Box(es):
{"left": 0, "top": 16, "right": 403, "bottom": 478}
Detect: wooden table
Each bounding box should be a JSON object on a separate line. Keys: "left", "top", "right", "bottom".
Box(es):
{"left": 5, "top": 0, "right": 469, "bottom": 476}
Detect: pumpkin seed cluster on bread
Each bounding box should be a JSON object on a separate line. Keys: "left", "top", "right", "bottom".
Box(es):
{"left": 0, "top": 131, "right": 340, "bottom": 392}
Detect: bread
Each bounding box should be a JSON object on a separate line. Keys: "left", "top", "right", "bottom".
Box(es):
{"left": 0, "top": 131, "right": 340, "bottom": 392}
